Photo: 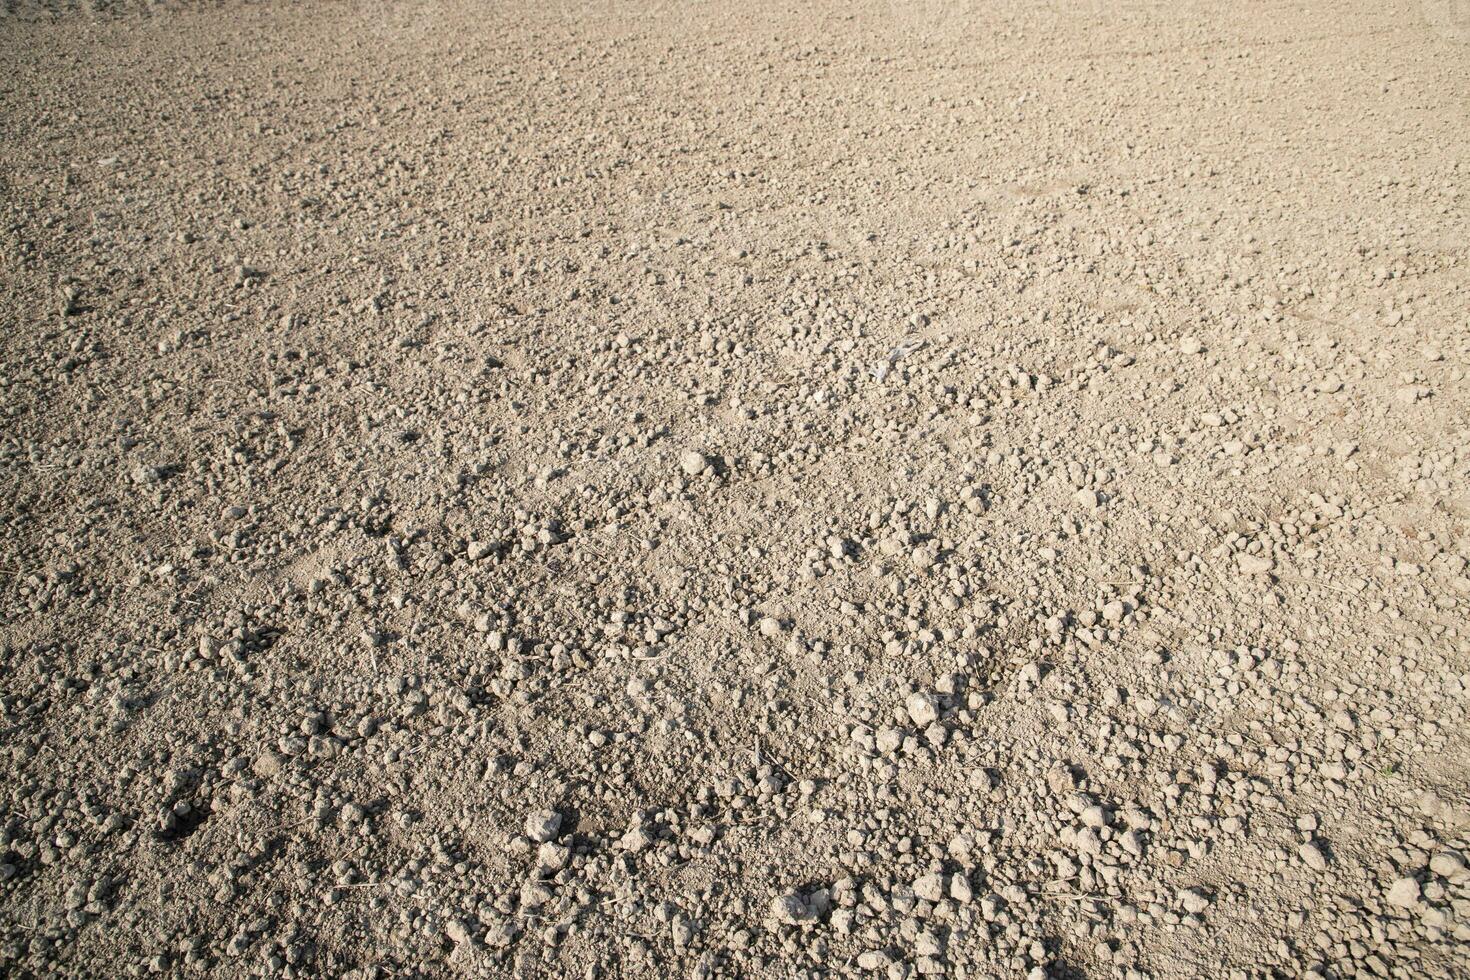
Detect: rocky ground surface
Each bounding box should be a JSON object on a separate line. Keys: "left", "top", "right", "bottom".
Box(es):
{"left": 2, "top": 0, "right": 1469, "bottom": 977}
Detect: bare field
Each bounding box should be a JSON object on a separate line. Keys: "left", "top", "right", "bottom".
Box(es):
{"left": 1, "top": 1, "right": 1468, "bottom": 977}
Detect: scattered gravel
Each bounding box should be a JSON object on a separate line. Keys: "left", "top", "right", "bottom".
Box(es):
{"left": 0, "top": 1, "right": 1467, "bottom": 978}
